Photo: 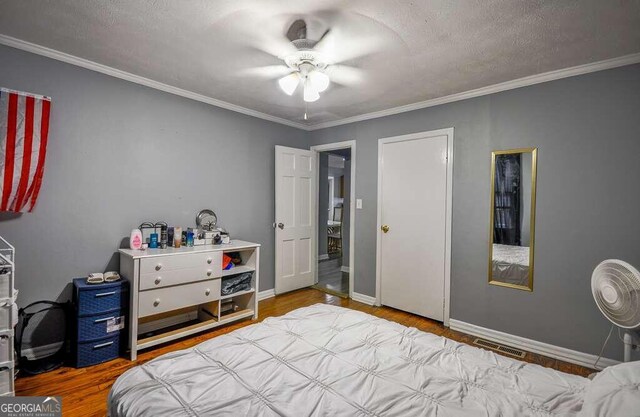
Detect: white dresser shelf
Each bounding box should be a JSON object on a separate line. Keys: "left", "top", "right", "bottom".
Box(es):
{"left": 220, "top": 288, "right": 255, "bottom": 300}
{"left": 120, "top": 240, "right": 260, "bottom": 360}
{"left": 222, "top": 265, "right": 256, "bottom": 276}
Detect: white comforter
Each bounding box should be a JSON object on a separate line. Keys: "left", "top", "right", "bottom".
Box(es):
{"left": 492, "top": 244, "right": 530, "bottom": 285}
{"left": 109, "top": 304, "right": 590, "bottom": 416}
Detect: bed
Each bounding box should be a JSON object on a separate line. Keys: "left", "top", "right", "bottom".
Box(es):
{"left": 492, "top": 243, "right": 530, "bottom": 285}
{"left": 109, "top": 304, "right": 639, "bottom": 416}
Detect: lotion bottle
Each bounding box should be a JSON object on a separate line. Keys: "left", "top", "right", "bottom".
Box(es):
{"left": 130, "top": 229, "right": 143, "bottom": 250}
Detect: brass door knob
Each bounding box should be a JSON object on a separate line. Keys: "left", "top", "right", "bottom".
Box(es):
{"left": 381, "top": 225, "right": 390, "bottom": 233}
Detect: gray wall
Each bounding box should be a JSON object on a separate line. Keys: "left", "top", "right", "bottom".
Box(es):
{"left": 317, "top": 153, "right": 330, "bottom": 257}
{"left": 3, "top": 42, "right": 639, "bottom": 361}
{"left": 328, "top": 166, "right": 345, "bottom": 206}
{"left": 309, "top": 64, "right": 640, "bottom": 361}
{"left": 342, "top": 159, "right": 351, "bottom": 268}
{"left": 0, "top": 44, "right": 306, "bottom": 311}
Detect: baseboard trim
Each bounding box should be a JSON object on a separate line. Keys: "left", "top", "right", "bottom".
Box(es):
{"left": 340, "top": 266, "right": 351, "bottom": 274}
{"left": 318, "top": 254, "right": 329, "bottom": 261}
{"left": 351, "top": 292, "right": 376, "bottom": 306}
{"left": 258, "top": 289, "right": 276, "bottom": 301}
{"left": 449, "top": 319, "right": 619, "bottom": 370}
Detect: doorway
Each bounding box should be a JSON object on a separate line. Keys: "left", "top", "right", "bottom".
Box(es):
{"left": 311, "top": 141, "right": 355, "bottom": 299}
{"left": 375, "top": 129, "right": 453, "bottom": 325}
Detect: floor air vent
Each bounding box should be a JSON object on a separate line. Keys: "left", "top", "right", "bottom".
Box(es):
{"left": 473, "top": 338, "right": 526, "bottom": 359}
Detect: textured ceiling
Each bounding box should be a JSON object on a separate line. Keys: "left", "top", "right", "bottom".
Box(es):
{"left": 1, "top": 0, "right": 639, "bottom": 127}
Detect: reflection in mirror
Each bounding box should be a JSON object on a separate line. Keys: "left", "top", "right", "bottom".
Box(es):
{"left": 489, "top": 148, "right": 537, "bottom": 291}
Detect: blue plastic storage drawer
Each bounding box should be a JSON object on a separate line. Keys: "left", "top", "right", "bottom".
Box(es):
{"left": 76, "top": 334, "right": 120, "bottom": 368}
{"left": 77, "top": 310, "right": 124, "bottom": 342}
{"left": 76, "top": 285, "right": 127, "bottom": 316}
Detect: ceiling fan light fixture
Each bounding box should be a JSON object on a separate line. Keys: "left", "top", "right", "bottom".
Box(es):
{"left": 303, "top": 79, "right": 320, "bottom": 103}
{"left": 308, "top": 70, "right": 330, "bottom": 93}
{"left": 278, "top": 72, "right": 300, "bottom": 95}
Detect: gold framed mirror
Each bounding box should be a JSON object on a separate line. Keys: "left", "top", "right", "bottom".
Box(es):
{"left": 488, "top": 148, "right": 537, "bottom": 291}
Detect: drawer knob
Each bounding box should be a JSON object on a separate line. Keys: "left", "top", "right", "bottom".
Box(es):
{"left": 153, "top": 299, "right": 160, "bottom": 307}
{"left": 155, "top": 264, "right": 162, "bottom": 271}
{"left": 207, "top": 258, "right": 213, "bottom": 264}
{"left": 205, "top": 288, "right": 211, "bottom": 296}
{"left": 155, "top": 277, "right": 162, "bottom": 285}
{"left": 207, "top": 270, "right": 212, "bottom": 277}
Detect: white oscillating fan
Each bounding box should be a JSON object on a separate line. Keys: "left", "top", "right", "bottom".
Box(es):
{"left": 591, "top": 259, "right": 640, "bottom": 362}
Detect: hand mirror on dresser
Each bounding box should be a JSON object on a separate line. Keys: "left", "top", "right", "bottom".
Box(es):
{"left": 488, "top": 148, "right": 538, "bottom": 291}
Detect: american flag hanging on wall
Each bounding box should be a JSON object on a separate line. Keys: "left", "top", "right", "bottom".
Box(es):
{"left": 0, "top": 88, "right": 51, "bottom": 213}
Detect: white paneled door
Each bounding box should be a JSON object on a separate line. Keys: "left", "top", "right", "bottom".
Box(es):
{"left": 378, "top": 130, "right": 452, "bottom": 321}
{"left": 275, "top": 146, "right": 316, "bottom": 294}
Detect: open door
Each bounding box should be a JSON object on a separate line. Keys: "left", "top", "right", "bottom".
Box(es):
{"left": 275, "top": 146, "right": 316, "bottom": 294}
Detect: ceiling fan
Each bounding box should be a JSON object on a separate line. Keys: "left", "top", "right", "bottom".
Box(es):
{"left": 240, "top": 12, "right": 386, "bottom": 105}
{"left": 276, "top": 19, "right": 334, "bottom": 103}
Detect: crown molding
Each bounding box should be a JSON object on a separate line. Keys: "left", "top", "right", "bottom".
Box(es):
{"left": 306, "top": 52, "right": 640, "bottom": 130}
{"left": 2, "top": 34, "right": 638, "bottom": 133}
{"left": 0, "top": 34, "right": 310, "bottom": 131}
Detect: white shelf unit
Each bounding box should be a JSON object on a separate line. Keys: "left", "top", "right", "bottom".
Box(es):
{"left": 216, "top": 247, "right": 258, "bottom": 315}
{"left": 0, "top": 236, "right": 15, "bottom": 396}
{"left": 120, "top": 240, "right": 260, "bottom": 360}
{"left": 221, "top": 265, "right": 256, "bottom": 277}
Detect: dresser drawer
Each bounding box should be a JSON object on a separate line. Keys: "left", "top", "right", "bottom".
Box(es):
{"left": 140, "top": 266, "right": 220, "bottom": 291}
{"left": 76, "top": 334, "right": 121, "bottom": 368}
{"left": 0, "top": 335, "right": 11, "bottom": 363}
{"left": 77, "top": 310, "right": 125, "bottom": 342}
{"left": 140, "top": 252, "right": 222, "bottom": 275}
{"left": 0, "top": 304, "right": 11, "bottom": 331}
{"left": 0, "top": 273, "right": 10, "bottom": 299}
{"left": 0, "top": 366, "right": 11, "bottom": 395}
{"left": 138, "top": 279, "right": 221, "bottom": 318}
{"left": 77, "top": 285, "right": 127, "bottom": 316}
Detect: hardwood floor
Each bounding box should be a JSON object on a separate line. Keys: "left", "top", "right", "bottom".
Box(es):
{"left": 15, "top": 288, "right": 595, "bottom": 416}
{"left": 315, "top": 255, "right": 349, "bottom": 295}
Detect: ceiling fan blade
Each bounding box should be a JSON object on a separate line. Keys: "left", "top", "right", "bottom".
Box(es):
{"left": 313, "top": 11, "right": 396, "bottom": 64}
{"left": 316, "top": 28, "right": 331, "bottom": 45}
{"left": 316, "top": 30, "right": 389, "bottom": 64}
{"left": 238, "top": 65, "right": 292, "bottom": 79}
{"left": 211, "top": 10, "right": 298, "bottom": 59}
{"left": 255, "top": 32, "right": 298, "bottom": 59}
{"left": 326, "top": 65, "right": 365, "bottom": 86}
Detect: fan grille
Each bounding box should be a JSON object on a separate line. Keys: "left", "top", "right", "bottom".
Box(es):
{"left": 592, "top": 260, "right": 640, "bottom": 329}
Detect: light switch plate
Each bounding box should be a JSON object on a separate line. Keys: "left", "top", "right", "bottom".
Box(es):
{"left": 356, "top": 199, "right": 363, "bottom": 209}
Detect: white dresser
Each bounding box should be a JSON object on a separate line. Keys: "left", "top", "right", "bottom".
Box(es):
{"left": 120, "top": 240, "right": 260, "bottom": 360}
